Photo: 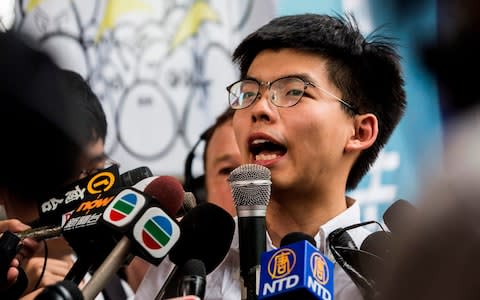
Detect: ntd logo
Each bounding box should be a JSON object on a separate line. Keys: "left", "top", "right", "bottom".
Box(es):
{"left": 133, "top": 207, "right": 179, "bottom": 259}
{"left": 267, "top": 248, "right": 296, "bottom": 279}
{"left": 310, "top": 252, "right": 329, "bottom": 285}
{"left": 103, "top": 189, "right": 146, "bottom": 228}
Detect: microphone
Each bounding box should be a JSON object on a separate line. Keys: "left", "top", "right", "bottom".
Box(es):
{"left": 120, "top": 166, "right": 153, "bottom": 186}
{"left": 1, "top": 230, "right": 29, "bottom": 299}
{"left": 258, "top": 232, "right": 334, "bottom": 299}
{"left": 228, "top": 164, "right": 271, "bottom": 300}
{"left": 176, "top": 259, "right": 206, "bottom": 299}
{"left": 280, "top": 232, "right": 315, "bottom": 247}
{"left": 36, "top": 165, "right": 153, "bottom": 228}
{"left": 176, "top": 192, "right": 197, "bottom": 218}
{"left": 155, "top": 202, "right": 235, "bottom": 299}
{"left": 34, "top": 280, "right": 84, "bottom": 300}
{"left": 81, "top": 176, "right": 184, "bottom": 300}
{"left": 328, "top": 223, "right": 379, "bottom": 300}
{"left": 382, "top": 199, "right": 416, "bottom": 234}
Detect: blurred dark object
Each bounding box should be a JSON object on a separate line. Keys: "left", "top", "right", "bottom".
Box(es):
{"left": 0, "top": 31, "right": 87, "bottom": 199}
{"left": 393, "top": 0, "right": 480, "bottom": 120}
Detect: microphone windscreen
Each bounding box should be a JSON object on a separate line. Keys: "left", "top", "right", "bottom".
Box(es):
{"left": 383, "top": 199, "right": 416, "bottom": 234}
{"left": 228, "top": 164, "right": 271, "bottom": 207}
{"left": 280, "top": 232, "right": 315, "bottom": 247}
{"left": 144, "top": 176, "right": 184, "bottom": 217}
{"left": 169, "top": 203, "right": 235, "bottom": 274}
{"left": 180, "top": 258, "right": 206, "bottom": 278}
{"left": 360, "top": 231, "right": 393, "bottom": 261}
{"left": 183, "top": 192, "right": 197, "bottom": 212}
{"left": 120, "top": 166, "right": 153, "bottom": 186}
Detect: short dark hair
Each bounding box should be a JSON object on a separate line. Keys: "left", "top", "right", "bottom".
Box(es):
{"left": 232, "top": 13, "right": 406, "bottom": 189}
{"left": 202, "top": 107, "right": 235, "bottom": 168}
{"left": 59, "top": 69, "right": 107, "bottom": 144}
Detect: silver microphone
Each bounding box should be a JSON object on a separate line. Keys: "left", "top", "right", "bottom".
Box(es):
{"left": 228, "top": 164, "right": 271, "bottom": 300}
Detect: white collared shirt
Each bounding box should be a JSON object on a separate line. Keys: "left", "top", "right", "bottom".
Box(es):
{"left": 135, "top": 198, "right": 370, "bottom": 300}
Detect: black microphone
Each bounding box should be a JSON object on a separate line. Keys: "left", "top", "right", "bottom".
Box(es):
{"left": 155, "top": 202, "right": 235, "bottom": 300}
{"left": 228, "top": 164, "right": 271, "bottom": 300}
{"left": 34, "top": 280, "right": 83, "bottom": 300}
{"left": 120, "top": 166, "right": 153, "bottom": 186}
{"left": 328, "top": 222, "right": 379, "bottom": 300}
{"left": 383, "top": 199, "right": 416, "bottom": 234}
{"left": 36, "top": 165, "right": 153, "bottom": 229}
{"left": 357, "top": 230, "right": 392, "bottom": 292}
{"left": 280, "top": 232, "right": 315, "bottom": 247}
{"left": 176, "top": 259, "right": 206, "bottom": 299}
{"left": 81, "top": 176, "right": 184, "bottom": 300}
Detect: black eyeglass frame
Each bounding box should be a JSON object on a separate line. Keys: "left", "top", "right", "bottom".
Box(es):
{"left": 226, "top": 75, "right": 358, "bottom": 113}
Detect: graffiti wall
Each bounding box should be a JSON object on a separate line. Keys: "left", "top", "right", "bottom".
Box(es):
{"left": 14, "top": 0, "right": 275, "bottom": 176}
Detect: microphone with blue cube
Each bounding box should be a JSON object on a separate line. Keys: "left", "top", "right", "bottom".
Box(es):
{"left": 258, "top": 232, "right": 334, "bottom": 300}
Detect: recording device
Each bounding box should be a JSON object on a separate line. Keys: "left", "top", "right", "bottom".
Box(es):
{"left": 34, "top": 280, "right": 84, "bottom": 300}
{"left": 258, "top": 232, "right": 334, "bottom": 300}
{"left": 81, "top": 176, "right": 184, "bottom": 300}
{"left": 0, "top": 230, "right": 29, "bottom": 299}
{"left": 0, "top": 231, "right": 21, "bottom": 285}
{"left": 176, "top": 259, "right": 206, "bottom": 299}
{"left": 155, "top": 202, "right": 235, "bottom": 300}
{"left": 228, "top": 164, "right": 271, "bottom": 300}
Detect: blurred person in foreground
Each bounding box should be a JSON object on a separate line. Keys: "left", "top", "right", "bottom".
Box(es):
{"left": 0, "top": 31, "right": 86, "bottom": 298}
{"left": 0, "top": 31, "right": 135, "bottom": 299}
{"left": 136, "top": 13, "right": 406, "bottom": 300}
{"left": 377, "top": 0, "right": 480, "bottom": 299}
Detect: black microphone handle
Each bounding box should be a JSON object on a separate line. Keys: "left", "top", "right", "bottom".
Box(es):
{"left": 177, "top": 275, "right": 206, "bottom": 299}
{"left": 238, "top": 215, "right": 266, "bottom": 300}
{"left": 64, "top": 257, "right": 91, "bottom": 285}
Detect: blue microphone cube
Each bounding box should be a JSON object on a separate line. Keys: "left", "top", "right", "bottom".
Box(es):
{"left": 259, "top": 240, "right": 334, "bottom": 300}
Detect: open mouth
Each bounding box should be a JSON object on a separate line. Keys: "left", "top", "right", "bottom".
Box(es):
{"left": 249, "top": 139, "right": 287, "bottom": 162}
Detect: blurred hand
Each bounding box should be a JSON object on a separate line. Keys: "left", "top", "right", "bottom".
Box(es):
{"left": 0, "top": 219, "right": 38, "bottom": 290}
{"left": 22, "top": 253, "right": 73, "bottom": 294}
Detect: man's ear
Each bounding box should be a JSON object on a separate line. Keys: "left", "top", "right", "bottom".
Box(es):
{"left": 345, "top": 113, "right": 378, "bottom": 152}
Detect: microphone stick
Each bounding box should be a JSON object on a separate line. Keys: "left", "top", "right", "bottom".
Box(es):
{"left": 82, "top": 236, "right": 131, "bottom": 300}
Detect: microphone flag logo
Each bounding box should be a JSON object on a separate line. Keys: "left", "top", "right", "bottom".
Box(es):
{"left": 133, "top": 207, "right": 180, "bottom": 259}
{"left": 267, "top": 248, "right": 296, "bottom": 279}
{"left": 259, "top": 240, "right": 334, "bottom": 300}
{"left": 103, "top": 188, "right": 146, "bottom": 228}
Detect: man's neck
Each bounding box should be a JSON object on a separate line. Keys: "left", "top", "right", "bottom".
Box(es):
{"left": 266, "top": 192, "right": 348, "bottom": 247}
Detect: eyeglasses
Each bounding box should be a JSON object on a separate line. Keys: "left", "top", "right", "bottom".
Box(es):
{"left": 226, "top": 76, "right": 357, "bottom": 113}
{"left": 79, "top": 156, "right": 120, "bottom": 178}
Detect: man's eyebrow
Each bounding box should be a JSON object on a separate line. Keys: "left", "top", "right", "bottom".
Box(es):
{"left": 213, "top": 153, "right": 238, "bottom": 165}
{"left": 244, "top": 73, "right": 317, "bottom": 85}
